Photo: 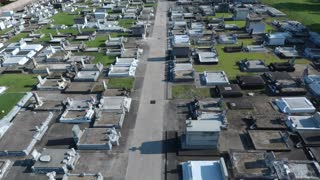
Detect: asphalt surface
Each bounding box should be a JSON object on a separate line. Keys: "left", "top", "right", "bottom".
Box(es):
{"left": 0, "top": 0, "right": 34, "bottom": 12}
{"left": 125, "top": 0, "right": 168, "bottom": 179}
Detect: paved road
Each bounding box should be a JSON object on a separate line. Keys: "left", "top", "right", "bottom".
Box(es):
{"left": 125, "top": 0, "right": 168, "bottom": 179}
{"left": 0, "top": 0, "right": 34, "bottom": 12}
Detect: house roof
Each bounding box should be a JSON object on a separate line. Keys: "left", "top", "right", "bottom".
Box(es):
{"left": 263, "top": 72, "right": 293, "bottom": 82}
{"left": 174, "top": 63, "right": 193, "bottom": 71}
{"left": 298, "top": 130, "right": 320, "bottom": 146}
{"left": 287, "top": 115, "right": 320, "bottom": 130}
{"left": 276, "top": 97, "right": 316, "bottom": 114}
{"left": 198, "top": 52, "right": 218, "bottom": 63}
{"left": 267, "top": 32, "right": 290, "bottom": 39}
{"left": 204, "top": 71, "right": 229, "bottom": 84}
{"left": 186, "top": 120, "right": 221, "bottom": 132}
{"left": 237, "top": 75, "right": 265, "bottom": 85}
{"left": 182, "top": 159, "right": 228, "bottom": 180}
{"left": 217, "top": 84, "right": 243, "bottom": 97}
{"left": 305, "top": 75, "right": 320, "bottom": 96}
{"left": 2, "top": 56, "right": 29, "bottom": 66}
{"left": 100, "top": 96, "right": 132, "bottom": 112}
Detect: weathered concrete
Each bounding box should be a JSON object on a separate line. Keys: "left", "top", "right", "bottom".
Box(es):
{"left": 125, "top": 0, "right": 168, "bottom": 179}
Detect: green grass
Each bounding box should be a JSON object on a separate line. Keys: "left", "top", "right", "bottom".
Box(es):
{"left": 52, "top": 12, "right": 81, "bottom": 26}
{"left": 0, "top": 1, "right": 13, "bottom": 7}
{"left": 265, "top": 23, "right": 276, "bottom": 33}
{"left": 172, "top": 85, "right": 211, "bottom": 99}
{"left": 75, "top": 52, "right": 116, "bottom": 66}
{"left": 108, "top": 77, "right": 135, "bottom": 89}
{"left": 225, "top": 21, "right": 275, "bottom": 33}
{"left": 85, "top": 35, "right": 108, "bottom": 47}
{"left": 261, "top": 0, "right": 320, "bottom": 32}
{"left": 226, "top": 21, "right": 275, "bottom": 30}
{"left": 0, "top": 28, "right": 12, "bottom": 36}
{"left": 84, "top": 32, "right": 129, "bottom": 47}
{"left": 0, "top": 75, "right": 34, "bottom": 119}
{"left": 6, "top": 33, "right": 28, "bottom": 43}
{"left": 194, "top": 39, "right": 309, "bottom": 80}
{"left": 110, "top": 32, "right": 129, "bottom": 37}
{"left": 35, "top": 26, "right": 96, "bottom": 42}
{"left": 118, "top": 19, "right": 136, "bottom": 28}
{"left": 0, "top": 74, "right": 37, "bottom": 92}
{"left": 215, "top": 13, "right": 232, "bottom": 18}
{"left": 0, "top": 93, "right": 24, "bottom": 119}
{"left": 204, "top": 13, "right": 232, "bottom": 21}
{"left": 78, "top": 32, "right": 129, "bottom": 65}
{"left": 144, "top": 3, "right": 156, "bottom": 7}
{"left": 225, "top": 20, "right": 246, "bottom": 27}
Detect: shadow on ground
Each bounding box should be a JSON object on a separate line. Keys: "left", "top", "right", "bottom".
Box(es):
{"left": 129, "top": 138, "right": 176, "bottom": 154}
{"left": 148, "top": 57, "right": 166, "bottom": 61}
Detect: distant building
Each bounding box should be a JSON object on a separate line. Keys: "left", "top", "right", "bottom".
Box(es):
{"left": 131, "top": 24, "right": 147, "bottom": 39}
{"left": 74, "top": 17, "right": 88, "bottom": 26}
{"left": 233, "top": 6, "right": 249, "bottom": 20}
{"left": 245, "top": 14, "right": 265, "bottom": 34}
{"left": 264, "top": 32, "right": 291, "bottom": 46}
{"left": 266, "top": 6, "right": 286, "bottom": 17}
{"left": 94, "top": 8, "right": 107, "bottom": 20}
{"left": 53, "top": 3, "right": 65, "bottom": 9}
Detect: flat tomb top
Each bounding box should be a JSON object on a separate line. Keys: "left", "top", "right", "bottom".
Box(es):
{"left": 248, "top": 130, "right": 290, "bottom": 151}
